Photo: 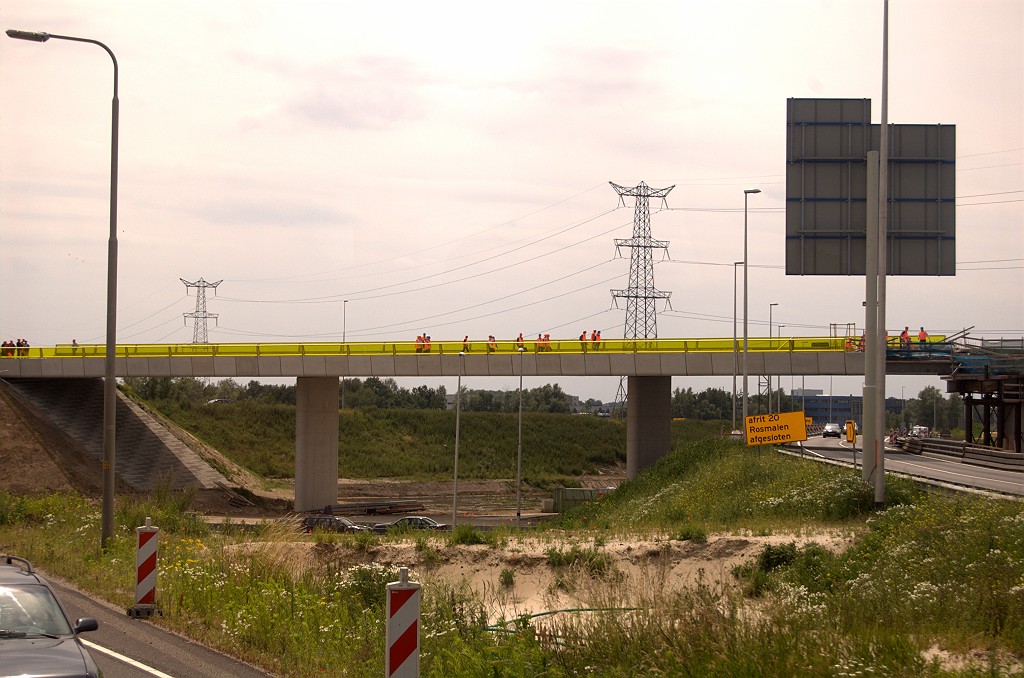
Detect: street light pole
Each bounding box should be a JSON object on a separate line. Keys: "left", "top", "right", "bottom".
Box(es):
{"left": 777, "top": 325, "right": 786, "bottom": 412}
{"left": 732, "top": 261, "right": 743, "bottom": 433}
{"left": 742, "top": 189, "right": 760, "bottom": 433}
{"left": 7, "top": 29, "right": 120, "bottom": 549}
{"left": 516, "top": 347, "right": 525, "bottom": 529}
{"left": 768, "top": 303, "right": 778, "bottom": 414}
{"left": 341, "top": 300, "right": 347, "bottom": 410}
{"left": 452, "top": 352, "right": 464, "bottom": 528}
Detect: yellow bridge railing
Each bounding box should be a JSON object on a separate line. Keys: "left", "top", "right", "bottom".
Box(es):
{"left": 0, "top": 335, "right": 947, "bottom": 360}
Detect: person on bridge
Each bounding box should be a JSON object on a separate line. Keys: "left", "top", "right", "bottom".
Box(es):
{"left": 516, "top": 333, "right": 524, "bottom": 351}
{"left": 900, "top": 327, "right": 911, "bottom": 349}
{"left": 463, "top": 335, "right": 470, "bottom": 352}
{"left": 579, "top": 330, "right": 588, "bottom": 352}
{"left": 918, "top": 326, "right": 928, "bottom": 348}
{"left": 535, "top": 334, "right": 543, "bottom": 352}
{"left": 487, "top": 335, "right": 497, "bottom": 353}
{"left": 590, "top": 330, "right": 599, "bottom": 350}
{"left": 423, "top": 335, "right": 432, "bottom": 353}
{"left": 542, "top": 333, "right": 552, "bottom": 351}
{"left": 415, "top": 334, "right": 424, "bottom": 353}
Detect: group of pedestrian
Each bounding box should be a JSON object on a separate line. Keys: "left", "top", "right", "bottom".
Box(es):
{"left": 847, "top": 326, "right": 930, "bottom": 352}
{"left": 898, "top": 326, "right": 929, "bottom": 349}
{"left": 416, "top": 331, "right": 608, "bottom": 354}
{"left": 579, "top": 330, "right": 602, "bottom": 351}
{"left": 1, "top": 338, "right": 29, "bottom": 357}
{"left": 414, "top": 334, "right": 433, "bottom": 353}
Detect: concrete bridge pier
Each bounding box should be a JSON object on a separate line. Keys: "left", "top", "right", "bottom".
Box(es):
{"left": 626, "top": 376, "right": 673, "bottom": 479}
{"left": 295, "top": 376, "right": 340, "bottom": 512}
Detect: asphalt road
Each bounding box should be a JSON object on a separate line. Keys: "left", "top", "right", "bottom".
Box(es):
{"left": 793, "top": 436, "right": 1024, "bottom": 497}
{"left": 45, "top": 575, "right": 272, "bottom": 678}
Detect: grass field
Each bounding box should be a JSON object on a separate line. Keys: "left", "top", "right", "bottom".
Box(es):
{"left": 3, "top": 420, "right": 1024, "bottom": 675}
{"left": 145, "top": 399, "right": 628, "bottom": 484}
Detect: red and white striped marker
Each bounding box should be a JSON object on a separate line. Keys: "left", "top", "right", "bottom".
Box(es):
{"left": 385, "top": 567, "right": 420, "bottom": 678}
{"left": 128, "top": 517, "right": 162, "bottom": 618}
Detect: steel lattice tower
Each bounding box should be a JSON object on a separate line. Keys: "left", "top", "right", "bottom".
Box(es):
{"left": 180, "top": 277, "right": 222, "bottom": 344}
{"left": 610, "top": 181, "right": 674, "bottom": 341}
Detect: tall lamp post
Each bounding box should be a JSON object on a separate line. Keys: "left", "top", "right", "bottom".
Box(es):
{"left": 452, "top": 352, "right": 465, "bottom": 528}
{"left": 516, "top": 347, "right": 525, "bottom": 529}
{"left": 742, "top": 189, "right": 761, "bottom": 431}
{"left": 340, "top": 300, "right": 347, "bottom": 410}
{"left": 731, "top": 260, "right": 743, "bottom": 433}
{"left": 768, "top": 303, "right": 778, "bottom": 414}
{"left": 776, "top": 325, "right": 786, "bottom": 412}
{"left": 7, "top": 29, "right": 120, "bottom": 548}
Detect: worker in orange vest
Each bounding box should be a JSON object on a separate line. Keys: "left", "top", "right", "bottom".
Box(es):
{"left": 415, "top": 334, "right": 424, "bottom": 353}
{"left": 918, "top": 326, "right": 928, "bottom": 348}
{"left": 900, "top": 327, "right": 911, "bottom": 349}
{"left": 516, "top": 333, "right": 524, "bottom": 351}
{"left": 423, "top": 335, "right": 432, "bottom": 353}
{"left": 579, "top": 330, "right": 587, "bottom": 352}
{"left": 542, "top": 333, "right": 552, "bottom": 352}
{"left": 486, "top": 335, "right": 497, "bottom": 353}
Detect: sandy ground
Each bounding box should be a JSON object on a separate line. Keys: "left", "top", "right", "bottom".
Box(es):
{"left": 234, "top": 530, "right": 855, "bottom": 624}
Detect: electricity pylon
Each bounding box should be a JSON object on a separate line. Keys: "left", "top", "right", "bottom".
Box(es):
{"left": 609, "top": 181, "right": 674, "bottom": 410}
{"left": 180, "top": 277, "right": 222, "bottom": 344}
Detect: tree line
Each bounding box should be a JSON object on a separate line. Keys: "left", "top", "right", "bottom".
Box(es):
{"left": 120, "top": 377, "right": 968, "bottom": 431}
{"left": 120, "top": 376, "right": 591, "bottom": 414}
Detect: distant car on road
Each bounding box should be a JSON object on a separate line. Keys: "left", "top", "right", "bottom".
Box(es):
{"left": 0, "top": 555, "right": 101, "bottom": 678}
{"left": 300, "top": 515, "right": 369, "bottom": 534}
{"left": 372, "top": 516, "right": 450, "bottom": 534}
{"left": 822, "top": 423, "right": 843, "bottom": 438}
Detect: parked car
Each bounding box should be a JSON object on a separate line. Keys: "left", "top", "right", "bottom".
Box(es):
{"left": 300, "top": 515, "right": 369, "bottom": 534}
{"left": 0, "top": 555, "right": 100, "bottom": 678}
{"left": 372, "top": 516, "right": 450, "bottom": 534}
{"left": 822, "top": 423, "right": 843, "bottom": 438}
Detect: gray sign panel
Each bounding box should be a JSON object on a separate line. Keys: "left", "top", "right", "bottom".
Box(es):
{"left": 786, "top": 98, "right": 955, "bottom": 276}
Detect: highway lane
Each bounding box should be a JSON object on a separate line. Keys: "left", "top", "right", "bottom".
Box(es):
{"left": 44, "top": 574, "right": 272, "bottom": 678}
{"left": 793, "top": 437, "right": 1024, "bottom": 497}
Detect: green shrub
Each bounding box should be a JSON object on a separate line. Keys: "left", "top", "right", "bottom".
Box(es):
{"left": 674, "top": 524, "right": 708, "bottom": 543}
{"left": 448, "top": 524, "right": 487, "bottom": 546}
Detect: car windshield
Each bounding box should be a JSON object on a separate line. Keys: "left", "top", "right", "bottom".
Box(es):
{"left": 0, "top": 585, "right": 73, "bottom": 636}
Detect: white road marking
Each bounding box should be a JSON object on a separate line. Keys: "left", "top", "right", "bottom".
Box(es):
{"left": 81, "top": 638, "right": 176, "bottom": 678}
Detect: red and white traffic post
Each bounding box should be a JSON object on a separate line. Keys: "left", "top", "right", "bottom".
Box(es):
{"left": 128, "top": 517, "right": 162, "bottom": 618}
{"left": 385, "top": 567, "right": 420, "bottom": 677}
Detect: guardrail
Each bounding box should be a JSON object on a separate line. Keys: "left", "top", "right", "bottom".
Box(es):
{"left": 0, "top": 336, "right": 854, "bottom": 359}
{"left": 903, "top": 437, "right": 1023, "bottom": 473}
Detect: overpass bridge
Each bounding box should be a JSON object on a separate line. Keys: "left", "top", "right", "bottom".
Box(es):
{"left": 0, "top": 334, "right": 953, "bottom": 380}
{"left": 7, "top": 333, "right": 1020, "bottom": 512}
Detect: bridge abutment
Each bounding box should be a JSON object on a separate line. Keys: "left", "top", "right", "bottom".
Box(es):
{"left": 295, "top": 376, "right": 340, "bottom": 512}
{"left": 626, "top": 376, "right": 672, "bottom": 479}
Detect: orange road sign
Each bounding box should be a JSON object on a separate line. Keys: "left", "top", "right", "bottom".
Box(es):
{"left": 745, "top": 411, "right": 808, "bottom": 446}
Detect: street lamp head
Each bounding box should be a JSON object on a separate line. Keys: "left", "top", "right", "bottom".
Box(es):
{"left": 744, "top": 188, "right": 761, "bottom": 195}
{"left": 6, "top": 29, "right": 50, "bottom": 42}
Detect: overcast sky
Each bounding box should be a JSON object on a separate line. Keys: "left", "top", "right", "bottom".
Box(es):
{"left": 1, "top": 0, "right": 1021, "bottom": 403}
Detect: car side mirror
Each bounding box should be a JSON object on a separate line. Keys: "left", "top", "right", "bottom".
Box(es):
{"left": 75, "top": 618, "right": 99, "bottom": 633}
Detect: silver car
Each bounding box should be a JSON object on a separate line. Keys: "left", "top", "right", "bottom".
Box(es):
{"left": 0, "top": 555, "right": 100, "bottom": 678}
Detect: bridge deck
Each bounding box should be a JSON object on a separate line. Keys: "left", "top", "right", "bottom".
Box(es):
{"left": 0, "top": 336, "right": 956, "bottom": 379}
